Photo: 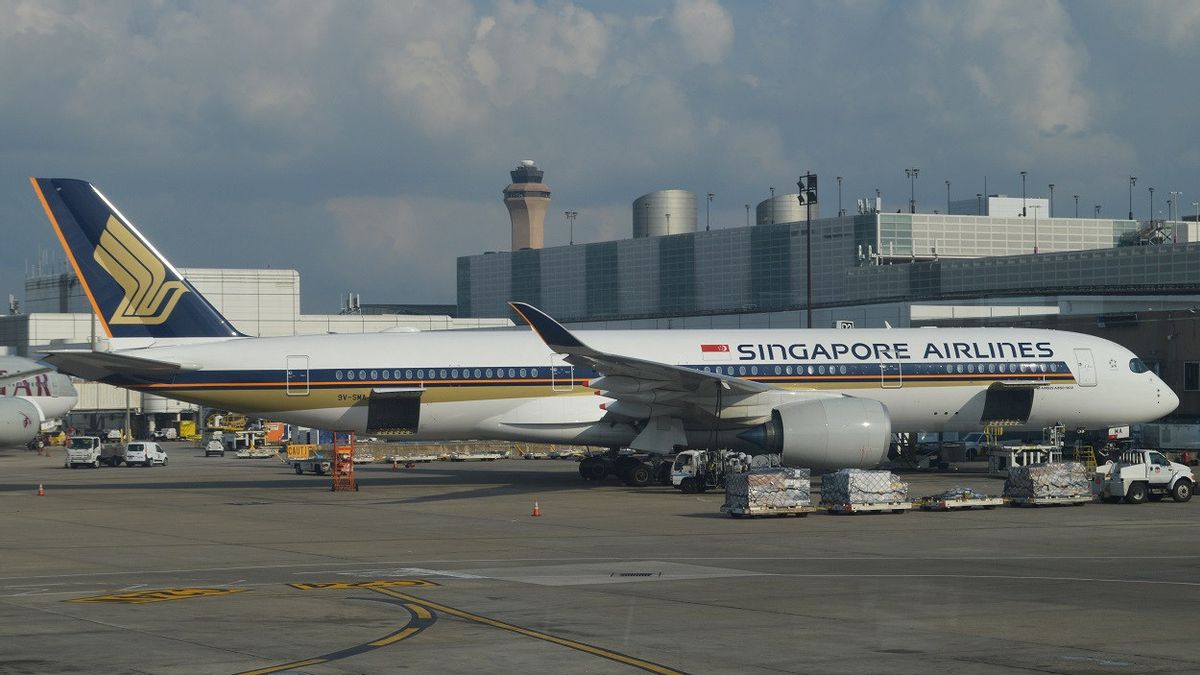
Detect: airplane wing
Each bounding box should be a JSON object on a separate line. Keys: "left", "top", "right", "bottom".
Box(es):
{"left": 510, "top": 302, "right": 770, "bottom": 398}
{"left": 43, "top": 350, "right": 200, "bottom": 380}
{"left": 510, "top": 302, "right": 782, "bottom": 453}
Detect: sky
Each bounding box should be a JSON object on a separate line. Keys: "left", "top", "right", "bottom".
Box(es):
{"left": 2, "top": 0, "right": 1198, "bottom": 314}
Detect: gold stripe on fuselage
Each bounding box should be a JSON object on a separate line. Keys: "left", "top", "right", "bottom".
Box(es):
{"left": 131, "top": 377, "right": 1075, "bottom": 413}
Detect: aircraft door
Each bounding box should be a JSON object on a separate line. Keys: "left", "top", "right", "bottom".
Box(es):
{"left": 551, "top": 364, "right": 574, "bottom": 392}
{"left": 1073, "top": 348, "right": 1097, "bottom": 387}
{"left": 285, "top": 355, "right": 309, "bottom": 396}
{"left": 880, "top": 360, "right": 902, "bottom": 389}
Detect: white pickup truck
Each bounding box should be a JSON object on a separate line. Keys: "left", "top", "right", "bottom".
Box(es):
{"left": 1096, "top": 449, "right": 1194, "bottom": 504}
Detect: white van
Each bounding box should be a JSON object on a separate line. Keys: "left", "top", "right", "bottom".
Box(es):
{"left": 124, "top": 442, "right": 168, "bottom": 467}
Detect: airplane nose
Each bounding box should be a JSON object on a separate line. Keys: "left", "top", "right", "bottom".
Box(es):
{"left": 1161, "top": 383, "right": 1180, "bottom": 415}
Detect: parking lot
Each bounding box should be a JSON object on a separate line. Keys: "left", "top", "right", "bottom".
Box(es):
{"left": 3, "top": 442, "right": 1199, "bottom": 674}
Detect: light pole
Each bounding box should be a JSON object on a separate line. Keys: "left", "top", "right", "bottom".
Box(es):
{"left": 837, "top": 176, "right": 843, "bottom": 217}
{"left": 1129, "top": 176, "right": 1136, "bottom": 220}
{"left": 976, "top": 193, "right": 982, "bottom": 215}
{"left": 1020, "top": 170, "right": 1027, "bottom": 216}
{"left": 665, "top": 212, "right": 671, "bottom": 235}
{"left": 1149, "top": 187, "right": 1155, "bottom": 223}
{"left": 798, "top": 173, "right": 817, "bottom": 328}
{"left": 744, "top": 204, "right": 750, "bottom": 227}
{"left": 1194, "top": 201, "right": 1199, "bottom": 224}
{"left": 905, "top": 168, "right": 919, "bottom": 213}
{"left": 1074, "top": 194, "right": 1079, "bottom": 218}
{"left": 945, "top": 179, "right": 951, "bottom": 214}
{"left": 1048, "top": 183, "right": 1055, "bottom": 218}
{"left": 564, "top": 210, "right": 577, "bottom": 245}
{"left": 769, "top": 187, "right": 775, "bottom": 224}
{"left": 1029, "top": 204, "right": 1041, "bottom": 254}
{"left": 706, "top": 193, "right": 714, "bottom": 231}
{"left": 1095, "top": 204, "right": 1101, "bottom": 217}
{"left": 1170, "top": 191, "right": 1182, "bottom": 221}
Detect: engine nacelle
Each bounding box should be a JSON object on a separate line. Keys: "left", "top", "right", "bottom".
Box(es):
{"left": 0, "top": 397, "right": 43, "bottom": 447}
{"left": 750, "top": 397, "right": 891, "bottom": 470}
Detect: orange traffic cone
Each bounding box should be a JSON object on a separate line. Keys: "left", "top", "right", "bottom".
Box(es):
{"left": 531, "top": 500, "right": 541, "bottom": 517}
{"left": 37, "top": 483, "right": 45, "bottom": 497}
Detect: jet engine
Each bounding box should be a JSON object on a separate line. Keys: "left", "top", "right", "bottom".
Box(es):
{"left": 744, "top": 397, "right": 891, "bottom": 470}
{"left": 0, "top": 397, "right": 42, "bottom": 447}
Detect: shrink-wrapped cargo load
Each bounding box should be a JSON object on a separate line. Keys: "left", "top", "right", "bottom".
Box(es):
{"left": 820, "top": 469, "right": 909, "bottom": 504}
{"left": 1003, "top": 462, "right": 1090, "bottom": 500}
{"left": 724, "top": 467, "right": 811, "bottom": 512}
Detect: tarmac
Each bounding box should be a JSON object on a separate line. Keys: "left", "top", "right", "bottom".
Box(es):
{"left": 3, "top": 442, "right": 1199, "bottom": 674}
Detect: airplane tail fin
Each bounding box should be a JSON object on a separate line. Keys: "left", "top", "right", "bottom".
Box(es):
{"left": 30, "top": 178, "right": 244, "bottom": 339}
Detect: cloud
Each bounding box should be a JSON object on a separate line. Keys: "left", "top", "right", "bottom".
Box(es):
{"left": 671, "top": 0, "right": 733, "bottom": 65}
{"left": 1109, "top": 0, "right": 1200, "bottom": 54}
{"left": 910, "top": 0, "right": 1092, "bottom": 137}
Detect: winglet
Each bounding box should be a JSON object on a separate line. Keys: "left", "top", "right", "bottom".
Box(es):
{"left": 509, "top": 302, "right": 587, "bottom": 352}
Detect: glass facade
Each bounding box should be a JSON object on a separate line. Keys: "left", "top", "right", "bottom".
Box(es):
{"left": 459, "top": 213, "right": 1200, "bottom": 325}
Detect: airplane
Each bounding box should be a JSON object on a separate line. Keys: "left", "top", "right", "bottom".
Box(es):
{"left": 0, "top": 356, "right": 78, "bottom": 450}
{"left": 29, "top": 177, "right": 1178, "bottom": 474}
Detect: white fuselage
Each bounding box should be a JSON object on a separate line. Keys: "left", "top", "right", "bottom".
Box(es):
{"left": 0, "top": 357, "right": 79, "bottom": 447}
{"left": 92, "top": 326, "right": 1177, "bottom": 450}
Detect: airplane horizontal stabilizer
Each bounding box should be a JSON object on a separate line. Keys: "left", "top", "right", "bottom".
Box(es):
{"left": 43, "top": 350, "right": 200, "bottom": 380}
{"left": 0, "top": 366, "right": 52, "bottom": 386}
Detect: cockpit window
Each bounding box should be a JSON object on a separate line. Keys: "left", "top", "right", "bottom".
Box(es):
{"left": 1129, "top": 358, "right": 1149, "bottom": 374}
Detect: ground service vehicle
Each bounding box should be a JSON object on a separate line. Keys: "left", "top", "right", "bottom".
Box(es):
{"left": 578, "top": 449, "right": 672, "bottom": 487}
{"left": 286, "top": 444, "right": 332, "bottom": 475}
{"left": 1096, "top": 450, "right": 1194, "bottom": 504}
{"left": 671, "top": 449, "right": 736, "bottom": 493}
{"left": 205, "top": 431, "right": 225, "bottom": 457}
{"left": 124, "top": 441, "right": 168, "bottom": 467}
{"left": 65, "top": 436, "right": 103, "bottom": 468}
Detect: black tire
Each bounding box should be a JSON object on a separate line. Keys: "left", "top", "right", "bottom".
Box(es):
{"left": 163, "top": 457, "right": 168, "bottom": 466}
{"left": 579, "top": 458, "right": 605, "bottom": 481}
{"left": 92, "top": 459, "right": 100, "bottom": 468}
{"left": 1125, "top": 482, "right": 1148, "bottom": 504}
{"left": 613, "top": 456, "right": 640, "bottom": 475}
{"left": 586, "top": 459, "right": 609, "bottom": 481}
{"left": 624, "top": 462, "right": 652, "bottom": 487}
{"left": 680, "top": 477, "right": 699, "bottom": 494}
{"left": 295, "top": 464, "right": 303, "bottom": 475}
{"left": 1172, "top": 480, "right": 1193, "bottom": 503}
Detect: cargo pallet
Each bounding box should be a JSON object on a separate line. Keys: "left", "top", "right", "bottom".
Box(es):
{"left": 825, "top": 501, "right": 913, "bottom": 514}
{"left": 723, "top": 504, "right": 817, "bottom": 518}
{"left": 1006, "top": 495, "right": 1092, "bottom": 507}
{"left": 916, "top": 496, "right": 1004, "bottom": 511}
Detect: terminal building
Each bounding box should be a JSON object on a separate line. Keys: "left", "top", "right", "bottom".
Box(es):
{"left": 459, "top": 190, "right": 1200, "bottom": 438}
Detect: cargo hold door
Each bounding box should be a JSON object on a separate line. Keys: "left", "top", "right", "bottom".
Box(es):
{"left": 367, "top": 389, "right": 423, "bottom": 437}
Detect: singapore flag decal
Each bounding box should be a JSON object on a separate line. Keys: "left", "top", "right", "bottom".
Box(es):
{"left": 701, "top": 343, "right": 731, "bottom": 361}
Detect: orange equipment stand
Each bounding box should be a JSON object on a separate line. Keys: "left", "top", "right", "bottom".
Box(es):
{"left": 331, "top": 432, "right": 358, "bottom": 491}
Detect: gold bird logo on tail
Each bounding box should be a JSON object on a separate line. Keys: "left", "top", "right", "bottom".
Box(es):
{"left": 93, "top": 215, "right": 189, "bottom": 325}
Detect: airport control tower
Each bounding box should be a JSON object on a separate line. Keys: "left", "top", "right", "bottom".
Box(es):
{"left": 503, "top": 160, "right": 551, "bottom": 250}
